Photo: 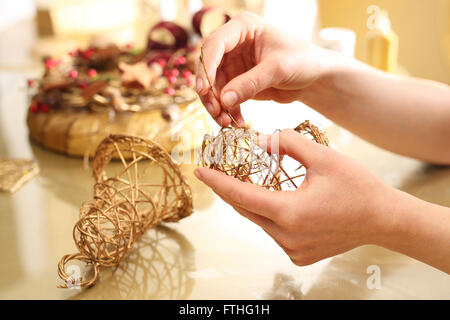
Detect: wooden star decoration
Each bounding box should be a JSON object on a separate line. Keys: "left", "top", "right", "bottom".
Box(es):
{"left": 118, "top": 61, "right": 162, "bottom": 89}
{"left": 0, "top": 159, "right": 40, "bottom": 193}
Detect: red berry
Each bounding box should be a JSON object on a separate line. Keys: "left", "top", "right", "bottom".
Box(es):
{"left": 168, "top": 75, "right": 177, "bottom": 84}
{"left": 40, "top": 104, "right": 50, "bottom": 113}
{"left": 80, "top": 83, "right": 88, "bottom": 89}
{"left": 68, "top": 70, "right": 78, "bottom": 78}
{"left": 82, "top": 49, "right": 94, "bottom": 59}
{"left": 157, "top": 59, "right": 167, "bottom": 68}
{"left": 169, "top": 68, "right": 179, "bottom": 77}
{"left": 45, "top": 58, "right": 60, "bottom": 69}
{"left": 87, "top": 69, "right": 97, "bottom": 77}
{"left": 30, "top": 103, "right": 39, "bottom": 113}
{"left": 174, "top": 56, "right": 187, "bottom": 66}
{"left": 182, "top": 70, "right": 192, "bottom": 79}
{"left": 186, "top": 77, "right": 193, "bottom": 86}
{"left": 165, "top": 87, "right": 175, "bottom": 96}
{"left": 27, "top": 79, "right": 35, "bottom": 87}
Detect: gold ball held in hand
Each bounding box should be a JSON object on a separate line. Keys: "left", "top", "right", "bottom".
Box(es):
{"left": 200, "top": 120, "right": 329, "bottom": 190}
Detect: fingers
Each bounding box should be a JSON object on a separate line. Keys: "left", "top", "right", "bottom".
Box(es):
{"left": 195, "top": 20, "right": 242, "bottom": 96}
{"left": 194, "top": 167, "right": 285, "bottom": 219}
{"left": 196, "top": 12, "right": 261, "bottom": 96}
{"left": 229, "top": 106, "right": 245, "bottom": 127}
{"left": 258, "top": 129, "right": 326, "bottom": 168}
{"left": 196, "top": 12, "right": 266, "bottom": 127}
{"left": 200, "top": 90, "right": 222, "bottom": 117}
{"left": 220, "top": 59, "right": 278, "bottom": 110}
{"left": 199, "top": 69, "right": 245, "bottom": 127}
{"left": 214, "top": 106, "right": 245, "bottom": 127}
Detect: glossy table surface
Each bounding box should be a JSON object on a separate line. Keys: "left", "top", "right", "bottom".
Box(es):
{"left": 0, "top": 22, "right": 449, "bottom": 300}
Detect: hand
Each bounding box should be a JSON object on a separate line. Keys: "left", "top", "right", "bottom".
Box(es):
{"left": 195, "top": 12, "right": 337, "bottom": 127}
{"left": 194, "top": 129, "right": 397, "bottom": 266}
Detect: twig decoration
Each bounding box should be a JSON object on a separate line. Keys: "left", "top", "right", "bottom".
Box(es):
{"left": 58, "top": 135, "right": 192, "bottom": 288}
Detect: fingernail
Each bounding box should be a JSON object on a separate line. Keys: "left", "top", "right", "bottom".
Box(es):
{"left": 194, "top": 168, "right": 202, "bottom": 179}
{"left": 196, "top": 77, "right": 203, "bottom": 93}
{"left": 205, "top": 103, "right": 213, "bottom": 114}
{"left": 222, "top": 91, "right": 238, "bottom": 108}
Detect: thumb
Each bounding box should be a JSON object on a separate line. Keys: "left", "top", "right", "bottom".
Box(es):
{"left": 220, "top": 59, "right": 277, "bottom": 109}
{"left": 258, "top": 129, "right": 327, "bottom": 168}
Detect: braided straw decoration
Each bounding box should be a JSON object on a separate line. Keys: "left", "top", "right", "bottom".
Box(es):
{"left": 58, "top": 135, "right": 192, "bottom": 288}
{"left": 200, "top": 120, "right": 329, "bottom": 190}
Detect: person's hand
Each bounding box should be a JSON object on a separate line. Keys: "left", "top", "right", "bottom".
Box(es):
{"left": 195, "top": 12, "right": 338, "bottom": 127}
{"left": 194, "top": 129, "right": 398, "bottom": 265}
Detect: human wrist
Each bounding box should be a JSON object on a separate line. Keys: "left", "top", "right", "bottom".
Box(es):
{"left": 295, "top": 49, "right": 355, "bottom": 111}
{"left": 368, "top": 187, "right": 450, "bottom": 273}
{"left": 359, "top": 184, "right": 405, "bottom": 247}
{"left": 366, "top": 186, "right": 419, "bottom": 250}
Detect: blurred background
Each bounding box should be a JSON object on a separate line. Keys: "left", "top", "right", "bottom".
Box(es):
{"left": 0, "top": 0, "right": 449, "bottom": 83}
{"left": 318, "top": 0, "right": 450, "bottom": 84}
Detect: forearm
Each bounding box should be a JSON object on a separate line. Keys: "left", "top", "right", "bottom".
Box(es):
{"left": 299, "top": 55, "right": 450, "bottom": 164}
{"left": 375, "top": 188, "right": 450, "bottom": 274}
